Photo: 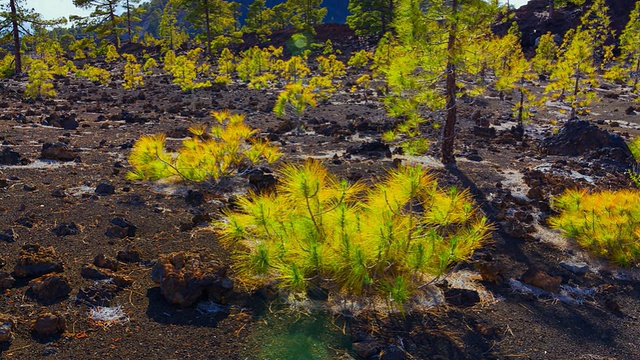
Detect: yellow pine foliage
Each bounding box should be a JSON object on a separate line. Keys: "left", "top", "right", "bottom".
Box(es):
{"left": 76, "top": 64, "right": 111, "bottom": 85}
{"left": 215, "top": 160, "right": 491, "bottom": 303}
{"left": 127, "top": 111, "right": 281, "bottom": 182}
{"left": 549, "top": 189, "right": 640, "bottom": 265}
{"left": 123, "top": 54, "right": 144, "bottom": 90}
{"left": 105, "top": 44, "right": 120, "bottom": 63}
{"left": 25, "top": 59, "right": 56, "bottom": 100}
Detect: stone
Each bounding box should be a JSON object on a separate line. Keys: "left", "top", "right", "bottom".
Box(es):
{"left": 51, "top": 222, "right": 81, "bottom": 236}
{"left": 76, "top": 283, "right": 119, "bottom": 307}
{"left": 151, "top": 252, "right": 233, "bottom": 307}
{"left": 346, "top": 140, "right": 392, "bottom": 158}
{"left": 0, "top": 147, "right": 21, "bottom": 165}
{"left": 93, "top": 253, "right": 119, "bottom": 271}
{"left": 41, "top": 142, "right": 76, "bottom": 161}
{"left": 95, "top": 183, "right": 115, "bottom": 196}
{"left": 30, "top": 274, "right": 71, "bottom": 302}
{"left": 80, "top": 264, "right": 112, "bottom": 280}
{"left": 0, "top": 228, "right": 15, "bottom": 243}
{"left": 13, "top": 244, "right": 63, "bottom": 278}
{"left": 541, "top": 120, "right": 634, "bottom": 168}
{"left": 444, "top": 288, "right": 481, "bottom": 307}
{"left": 31, "top": 313, "right": 66, "bottom": 336}
{"left": 109, "top": 218, "right": 137, "bottom": 237}
{"left": 116, "top": 245, "right": 141, "bottom": 263}
{"left": 559, "top": 260, "right": 591, "bottom": 275}
{"left": 0, "top": 272, "right": 15, "bottom": 290}
{"left": 245, "top": 167, "right": 277, "bottom": 193}
{"left": 521, "top": 268, "right": 562, "bottom": 293}
{"left": 0, "top": 314, "right": 15, "bottom": 342}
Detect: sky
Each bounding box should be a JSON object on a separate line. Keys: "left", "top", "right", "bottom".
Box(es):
{"left": 25, "top": 0, "right": 531, "bottom": 22}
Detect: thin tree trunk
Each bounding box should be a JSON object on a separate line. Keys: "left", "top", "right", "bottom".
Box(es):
{"left": 10, "top": 0, "right": 21, "bottom": 74}
{"left": 517, "top": 87, "right": 525, "bottom": 125}
{"left": 549, "top": 0, "right": 554, "bottom": 17}
{"left": 126, "top": 0, "right": 132, "bottom": 42}
{"left": 570, "top": 72, "right": 580, "bottom": 120}
{"left": 109, "top": 2, "right": 119, "bottom": 49}
{"left": 442, "top": 0, "right": 458, "bottom": 165}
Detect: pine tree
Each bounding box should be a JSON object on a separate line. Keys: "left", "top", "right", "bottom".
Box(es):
{"left": 385, "top": 0, "right": 501, "bottom": 164}
{"left": 285, "top": 0, "right": 327, "bottom": 33}
{"left": 0, "top": 0, "right": 65, "bottom": 74}
{"left": 173, "top": 0, "right": 238, "bottom": 56}
{"left": 543, "top": 0, "right": 611, "bottom": 119}
{"left": 605, "top": 0, "right": 640, "bottom": 91}
{"left": 72, "top": 0, "right": 124, "bottom": 49}
{"left": 243, "top": 0, "right": 275, "bottom": 41}
{"left": 158, "top": 2, "right": 186, "bottom": 53}
{"left": 347, "top": 0, "right": 397, "bottom": 38}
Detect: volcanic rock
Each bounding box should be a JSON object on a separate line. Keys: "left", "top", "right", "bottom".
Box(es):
{"left": 30, "top": 274, "right": 71, "bottom": 302}
{"left": 13, "top": 244, "right": 63, "bottom": 278}
{"left": 116, "top": 245, "right": 141, "bottom": 263}
{"left": 346, "top": 140, "right": 391, "bottom": 158}
{"left": 0, "top": 228, "right": 15, "bottom": 243}
{"left": 41, "top": 142, "right": 76, "bottom": 161}
{"left": 0, "top": 272, "right": 15, "bottom": 290}
{"left": 51, "top": 222, "right": 81, "bottom": 236}
{"left": 151, "top": 252, "right": 233, "bottom": 307}
{"left": 31, "top": 313, "right": 66, "bottom": 336}
{"left": 0, "top": 147, "right": 21, "bottom": 165}
{"left": 541, "top": 120, "right": 634, "bottom": 169}
{"left": 0, "top": 314, "right": 14, "bottom": 342}
{"left": 521, "top": 268, "right": 562, "bottom": 293}
{"left": 93, "top": 253, "right": 119, "bottom": 271}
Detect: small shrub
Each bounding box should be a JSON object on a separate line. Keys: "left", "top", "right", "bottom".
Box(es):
{"left": 273, "top": 82, "right": 317, "bottom": 132}
{"left": 143, "top": 57, "right": 158, "bottom": 75}
{"left": 549, "top": 189, "right": 640, "bottom": 265}
{"left": 76, "top": 64, "right": 111, "bottom": 85}
{"left": 169, "top": 54, "right": 211, "bottom": 91}
{"left": 347, "top": 50, "right": 371, "bottom": 69}
{"left": 25, "top": 59, "right": 56, "bottom": 100}
{"left": 123, "top": 54, "right": 144, "bottom": 90}
{"left": 127, "top": 110, "right": 282, "bottom": 182}
{"left": 215, "top": 161, "right": 490, "bottom": 308}
{"left": 316, "top": 54, "right": 346, "bottom": 79}
{"left": 105, "top": 44, "right": 120, "bottom": 63}
{"left": 0, "top": 54, "right": 15, "bottom": 78}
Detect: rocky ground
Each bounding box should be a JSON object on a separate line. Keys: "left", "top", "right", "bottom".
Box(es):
{"left": 2, "top": 29, "right": 640, "bottom": 359}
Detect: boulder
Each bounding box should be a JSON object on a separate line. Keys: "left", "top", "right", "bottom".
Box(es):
{"left": 116, "top": 244, "right": 141, "bottom": 263}
{"left": 30, "top": 274, "right": 71, "bottom": 302}
{"left": 41, "top": 142, "right": 76, "bottom": 161}
{"left": 151, "top": 252, "right": 233, "bottom": 307}
{"left": 93, "top": 253, "right": 119, "bottom": 271}
{"left": 13, "top": 244, "right": 64, "bottom": 278}
{"left": 31, "top": 313, "right": 66, "bottom": 336}
{"left": 541, "top": 120, "right": 635, "bottom": 169}
{"left": 0, "top": 147, "right": 21, "bottom": 165}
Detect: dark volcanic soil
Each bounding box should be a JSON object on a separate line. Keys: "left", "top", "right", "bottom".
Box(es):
{"left": 2, "top": 35, "right": 640, "bottom": 359}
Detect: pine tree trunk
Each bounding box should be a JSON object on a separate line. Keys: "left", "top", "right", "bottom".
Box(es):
{"left": 9, "top": 0, "right": 21, "bottom": 74}
{"left": 126, "top": 0, "right": 132, "bottom": 43}
{"left": 442, "top": 0, "right": 458, "bottom": 165}
{"left": 109, "top": 2, "right": 119, "bottom": 49}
